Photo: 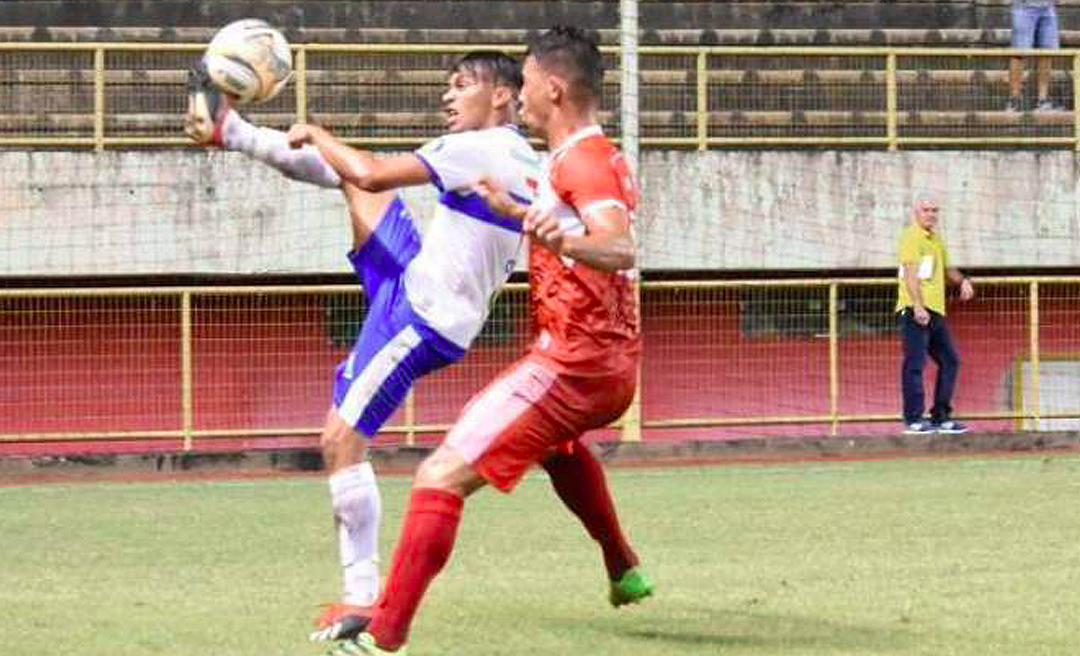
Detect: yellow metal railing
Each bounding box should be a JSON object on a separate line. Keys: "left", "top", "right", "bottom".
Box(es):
{"left": 2, "top": 276, "right": 1078, "bottom": 447}
{"left": 1, "top": 43, "right": 1079, "bottom": 149}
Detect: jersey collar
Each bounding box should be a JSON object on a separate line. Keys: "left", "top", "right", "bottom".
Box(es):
{"left": 551, "top": 124, "right": 603, "bottom": 159}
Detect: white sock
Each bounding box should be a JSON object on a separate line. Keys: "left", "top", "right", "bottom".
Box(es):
{"left": 329, "top": 461, "right": 381, "bottom": 606}
{"left": 221, "top": 112, "right": 342, "bottom": 188}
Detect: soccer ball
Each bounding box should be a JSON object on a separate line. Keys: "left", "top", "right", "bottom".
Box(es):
{"left": 203, "top": 19, "right": 293, "bottom": 105}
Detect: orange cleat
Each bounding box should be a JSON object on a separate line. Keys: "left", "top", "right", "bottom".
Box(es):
{"left": 310, "top": 603, "right": 373, "bottom": 643}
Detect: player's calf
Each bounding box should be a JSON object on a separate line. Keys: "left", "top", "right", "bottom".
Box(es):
{"left": 184, "top": 59, "right": 236, "bottom": 146}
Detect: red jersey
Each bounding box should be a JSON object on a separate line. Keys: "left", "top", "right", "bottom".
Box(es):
{"left": 528, "top": 125, "right": 641, "bottom": 376}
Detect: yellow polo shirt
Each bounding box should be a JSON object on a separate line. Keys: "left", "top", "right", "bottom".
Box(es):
{"left": 895, "top": 223, "right": 949, "bottom": 315}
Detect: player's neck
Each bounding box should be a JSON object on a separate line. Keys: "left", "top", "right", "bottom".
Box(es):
{"left": 545, "top": 109, "right": 599, "bottom": 151}
{"left": 482, "top": 109, "right": 516, "bottom": 131}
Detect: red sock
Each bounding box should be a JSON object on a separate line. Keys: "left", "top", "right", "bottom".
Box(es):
{"left": 542, "top": 443, "right": 639, "bottom": 580}
{"left": 367, "top": 487, "right": 463, "bottom": 650}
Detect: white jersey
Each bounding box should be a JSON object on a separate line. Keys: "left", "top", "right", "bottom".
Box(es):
{"left": 408, "top": 125, "right": 541, "bottom": 349}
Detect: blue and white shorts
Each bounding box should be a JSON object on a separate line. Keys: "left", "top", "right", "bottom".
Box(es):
{"left": 332, "top": 196, "right": 465, "bottom": 437}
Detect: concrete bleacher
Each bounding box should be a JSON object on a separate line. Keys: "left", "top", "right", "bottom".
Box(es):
{"left": 3, "top": 1, "right": 1080, "bottom": 37}
{"left": 5, "top": 26, "right": 1080, "bottom": 47}
{"left": 1, "top": 52, "right": 1074, "bottom": 143}
{"left": 2, "top": 1, "right": 1080, "bottom": 50}
{"left": 1, "top": 1, "right": 1078, "bottom": 145}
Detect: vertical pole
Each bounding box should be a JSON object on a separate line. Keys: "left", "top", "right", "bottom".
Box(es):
{"left": 1073, "top": 54, "right": 1080, "bottom": 151}
{"left": 621, "top": 361, "right": 643, "bottom": 442}
{"left": 886, "top": 52, "right": 898, "bottom": 151}
{"left": 620, "top": 0, "right": 643, "bottom": 442}
{"left": 697, "top": 49, "right": 708, "bottom": 151}
{"left": 828, "top": 282, "right": 840, "bottom": 435}
{"left": 181, "top": 292, "right": 194, "bottom": 451}
{"left": 1029, "top": 281, "right": 1041, "bottom": 430}
{"left": 404, "top": 389, "right": 416, "bottom": 447}
{"left": 93, "top": 47, "right": 105, "bottom": 152}
{"left": 620, "top": 0, "right": 640, "bottom": 173}
{"left": 295, "top": 46, "right": 307, "bottom": 124}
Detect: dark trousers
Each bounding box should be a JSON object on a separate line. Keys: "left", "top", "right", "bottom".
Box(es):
{"left": 899, "top": 308, "right": 960, "bottom": 424}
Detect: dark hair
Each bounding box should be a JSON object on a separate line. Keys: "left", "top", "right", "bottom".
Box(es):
{"left": 451, "top": 50, "right": 523, "bottom": 92}
{"left": 525, "top": 25, "right": 603, "bottom": 105}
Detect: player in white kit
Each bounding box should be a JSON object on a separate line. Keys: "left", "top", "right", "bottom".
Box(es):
{"left": 185, "top": 51, "right": 540, "bottom": 640}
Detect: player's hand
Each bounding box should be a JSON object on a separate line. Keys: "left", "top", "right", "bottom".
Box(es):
{"left": 286, "top": 123, "right": 325, "bottom": 148}
{"left": 912, "top": 306, "right": 930, "bottom": 326}
{"left": 473, "top": 178, "right": 527, "bottom": 220}
{"left": 524, "top": 206, "right": 565, "bottom": 254}
{"left": 959, "top": 277, "right": 975, "bottom": 301}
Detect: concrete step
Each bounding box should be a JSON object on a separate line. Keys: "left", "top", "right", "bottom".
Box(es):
{"left": 1, "top": 108, "right": 1071, "bottom": 137}
{"left": 1, "top": 1, "right": 1077, "bottom": 31}
{"left": 7, "top": 26, "right": 1080, "bottom": 47}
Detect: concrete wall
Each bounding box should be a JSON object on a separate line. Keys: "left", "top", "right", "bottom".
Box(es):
{"left": 638, "top": 150, "right": 1080, "bottom": 270}
{"left": 2, "top": 149, "right": 1078, "bottom": 276}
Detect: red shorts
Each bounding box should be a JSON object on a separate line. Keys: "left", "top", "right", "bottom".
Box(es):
{"left": 445, "top": 353, "right": 636, "bottom": 492}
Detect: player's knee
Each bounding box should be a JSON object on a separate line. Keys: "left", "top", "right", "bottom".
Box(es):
{"left": 413, "top": 451, "right": 452, "bottom": 489}
{"left": 320, "top": 411, "right": 345, "bottom": 449}
{"left": 413, "top": 446, "right": 473, "bottom": 494}
{"left": 320, "top": 409, "right": 366, "bottom": 467}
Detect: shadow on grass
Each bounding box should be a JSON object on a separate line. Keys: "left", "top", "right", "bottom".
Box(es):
{"left": 596, "top": 606, "right": 914, "bottom": 653}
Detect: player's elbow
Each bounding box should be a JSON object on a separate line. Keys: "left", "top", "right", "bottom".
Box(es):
{"left": 341, "top": 157, "right": 389, "bottom": 192}
{"left": 354, "top": 174, "right": 392, "bottom": 193}
{"left": 604, "top": 241, "right": 636, "bottom": 272}
{"left": 343, "top": 168, "right": 385, "bottom": 192}
{"left": 618, "top": 236, "right": 637, "bottom": 269}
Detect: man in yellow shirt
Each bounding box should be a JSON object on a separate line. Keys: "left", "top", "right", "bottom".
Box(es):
{"left": 896, "top": 196, "right": 975, "bottom": 434}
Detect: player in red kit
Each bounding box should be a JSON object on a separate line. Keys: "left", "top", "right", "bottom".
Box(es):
{"left": 330, "top": 25, "right": 651, "bottom": 656}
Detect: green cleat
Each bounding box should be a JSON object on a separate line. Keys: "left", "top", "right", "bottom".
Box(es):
{"left": 609, "top": 567, "right": 654, "bottom": 608}
{"left": 326, "top": 632, "right": 407, "bottom": 656}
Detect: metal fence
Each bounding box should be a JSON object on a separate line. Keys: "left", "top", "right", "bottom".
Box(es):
{"left": 1, "top": 43, "right": 1079, "bottom": 149}
{"left": 2, "top": 276, "right": 1078, "bottom": 449}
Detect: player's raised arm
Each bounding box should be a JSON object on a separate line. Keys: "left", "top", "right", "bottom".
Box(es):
{"left": 544, "top": 138, "right": 639, "bottom": 272}
{"left": 476, "top": 178, "right": 635, "bottom": 272}
{"left": 286, "top": 123, "right": 432, "bottom": 193}
{"left": 530, "top": 202, "right": 635, "bottom": 272}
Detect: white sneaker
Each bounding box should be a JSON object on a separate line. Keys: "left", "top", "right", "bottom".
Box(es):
{"left": 902, "top": 420, "right": 935, "bottom": 435}
{"left": 933, "top": 419, "right": 969, "bottom": 434}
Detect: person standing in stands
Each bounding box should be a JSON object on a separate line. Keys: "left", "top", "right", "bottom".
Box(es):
{"left": 1007, "top": 0, "right": 1062, "bottom": 112}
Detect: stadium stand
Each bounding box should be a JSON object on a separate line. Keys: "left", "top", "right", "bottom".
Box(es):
{"left": 1, "top": 1, "right": 1079, "bottom": 39}
{"left": 1, "top": 1, "right": 1079, "bottom": 143}
{"left": 2, "top": 0, "right": 1080, "bottom": 43}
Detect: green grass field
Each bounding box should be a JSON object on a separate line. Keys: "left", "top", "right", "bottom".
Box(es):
{"left": 2, "top": 455, "right": 1079, "bottom": 656}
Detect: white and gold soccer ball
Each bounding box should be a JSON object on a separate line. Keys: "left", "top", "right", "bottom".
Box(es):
{"left": 203, "top": 19, "right": 293, "bottom": 105}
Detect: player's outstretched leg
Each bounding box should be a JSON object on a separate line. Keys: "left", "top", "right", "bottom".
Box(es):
{"left": 183, "top": 59, "right": 234, "bottom": 146}
{"left": 541, "top": 442, "right": 654, "bottom": 607}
